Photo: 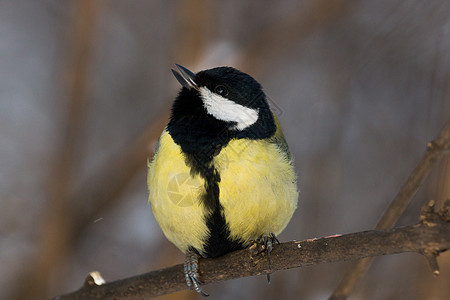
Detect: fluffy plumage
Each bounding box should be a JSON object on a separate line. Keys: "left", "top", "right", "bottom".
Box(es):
{"left": 148, "top": 65, "right": 298, "bottom": 259}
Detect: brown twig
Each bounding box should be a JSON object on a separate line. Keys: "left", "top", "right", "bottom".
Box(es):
{"left": 329, "top": 120, "right": 450, "bottom": 300}
{"left": 52, "top": 201, "right": 450, "bottom": 299}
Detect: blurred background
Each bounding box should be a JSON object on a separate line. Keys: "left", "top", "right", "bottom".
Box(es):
{"left": 1, "top": 1, "right": 449, "bottom": 299}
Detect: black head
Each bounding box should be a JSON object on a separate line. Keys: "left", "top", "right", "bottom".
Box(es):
{"left": 168, "top": 64, "right": 276, "bottom": 155}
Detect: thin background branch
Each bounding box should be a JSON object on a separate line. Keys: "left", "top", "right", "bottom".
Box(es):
{"left": 329, "top": 121, "right": 450, "bottom": 300}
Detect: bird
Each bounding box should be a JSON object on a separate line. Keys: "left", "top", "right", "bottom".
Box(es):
{"left": 147, "top": 64, "right": 298, "bottom": 296}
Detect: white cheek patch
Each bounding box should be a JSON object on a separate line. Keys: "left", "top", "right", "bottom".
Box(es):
{"left": 199, "top": 87, "right": 259, "bottom": 130}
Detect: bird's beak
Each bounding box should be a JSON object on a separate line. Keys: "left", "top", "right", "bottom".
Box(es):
{"left": 171, "top": 64, "right": 198, "bottom": 90}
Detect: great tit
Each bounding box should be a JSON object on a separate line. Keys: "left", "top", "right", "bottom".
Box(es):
{"left": 148, "top": 64, "right": 298, "bottom": 296}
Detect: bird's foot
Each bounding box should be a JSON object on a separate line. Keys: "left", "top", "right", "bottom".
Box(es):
{"left": 184, "top": 250, "right": 209, "bottom": 297}
{"left": 248, "top": 233, "right": 280, "bottom": 283}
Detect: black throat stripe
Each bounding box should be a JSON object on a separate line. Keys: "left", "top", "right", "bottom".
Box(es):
{"left": 185, "top": 147, "right": 244, "bottom": 258}
{"left": 167, "top": 115, "right": 244, "bottom": 257}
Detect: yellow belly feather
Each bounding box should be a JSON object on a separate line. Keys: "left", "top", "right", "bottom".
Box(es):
{"left": 148, "top": 129, "right": 298, "bottom": 254}
{"left": 214, "top": 139, "right": 298, "bottom": 245}
{"left": 148, "top": 130, "right": 208, "bottom": 253}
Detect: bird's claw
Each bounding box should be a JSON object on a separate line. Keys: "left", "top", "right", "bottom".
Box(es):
{"left": 249, "top": 233, "right": 279, "bottom": 283}
{"left": 184, "top": 250, "right": 209, "bottom": 297}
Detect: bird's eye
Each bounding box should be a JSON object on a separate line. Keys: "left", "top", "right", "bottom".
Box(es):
{"left": 215, "top": 85, "right": 228, "bottom": 96}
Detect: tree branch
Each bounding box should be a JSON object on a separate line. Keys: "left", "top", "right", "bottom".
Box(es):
{"left": 52, "top": 200, "right": 450, "bottom": 300}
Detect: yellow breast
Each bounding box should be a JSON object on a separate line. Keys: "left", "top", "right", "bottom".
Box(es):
{"left": 148, "top": 128, "right": 298, "bottom": 253}
{"left": 148, "top": 129, "right": 209, "bottom": 253}
{"left": 213, "top": 138, "right": 298, "bottom": 245}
